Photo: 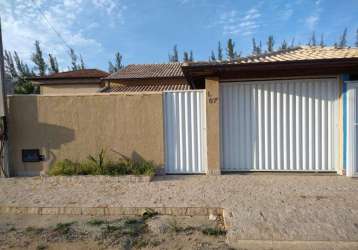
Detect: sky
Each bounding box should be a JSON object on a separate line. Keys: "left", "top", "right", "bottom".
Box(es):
{"left": 1, "top": 0, "right": 358, "bottom": 72}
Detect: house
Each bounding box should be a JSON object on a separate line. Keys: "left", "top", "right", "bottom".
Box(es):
{"left": 7, "top": 46, "right": 358, "bottom": 177}
{"left": 102, "top": 63, "right": 191, "bottom": 92}
{"left": 29, "top": 69, "right": 109, "bottom": 94}
{"left": 180, "top": 46, "right": 358, "bottom": 176}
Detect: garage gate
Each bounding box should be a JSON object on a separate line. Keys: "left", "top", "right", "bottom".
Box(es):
{"left": 220, "top": 78, "right": 339, "bottom": 172}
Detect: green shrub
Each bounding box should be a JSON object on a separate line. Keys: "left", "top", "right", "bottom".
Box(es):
{"left": 131, "top": 160, "right": 156, "bottom": 176}
{"left": 103, "top": 161, "right": 129, "bottom": 176}
{"left": 48, "top": 150, "right": 157, "bottom": 176}
{"left": 48, "top": 159, "right": 98, "bottom": 176}
{"left": 54, "top": 222, "right": 76, "bottom": 235}
{"left": 48, "top": 159, "right": 79, "bottom": 176}
{"left": 115, "top": 155, "right": 156, "bottom": 176}
{"left": 75, "top": 161, "right": 98, "bottom": 175}
{"left": 87, "top": 219, "right": 106, "bottom": 226}
{"left": 104, "top": 156, "right": 156, "bottom": 176}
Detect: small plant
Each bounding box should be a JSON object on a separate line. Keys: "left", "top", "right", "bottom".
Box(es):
{"left": 55, "top": 222, "right": 76, "bottom": 235}
{"left": 48, "top": 159, "right": 79, "bottom": 176}
{"left": 36, "top": 244, "right": 48, "bottom": 250}
{"left": 150, "top": 239, "right": 162, "bottom": 247}
{"left": 201, "top": 227, "right": 227, "bottom": 236}
{"left": 133, "top": 238, "right": 149, "bottom": 248}
{"left": 25, "top": 226, "right": 44, "bottom": 235}
{"left": 125, "top": 218, "right": 142, "bottom": 225}
{"left": 131, "top": 160, "right": 156, "bottom": 176}
{"left": 103, "top": 224, "right": 122, "bottom": 234}
{"left": 88, "top": 149, "right": 106, "bottom": 175}
{"left": 87, "top": 219, "right": 106, "bottom": 226}
{"left": 75, "top": 162, "right": 98, "bottom": 175}
{"left": 123, "top": 222, "right": 146, "bottom": 237}
{"left": 104, "top": 161, "right": 129, "bottom": 176}
{"left": 113, "top": 153, "right": 157, "bottom": 176}
{"left": 168, "top": 219, "right": 183, "bottom": 233}
{"left": 142, "top": 208, "right": 158, "bottom": 220}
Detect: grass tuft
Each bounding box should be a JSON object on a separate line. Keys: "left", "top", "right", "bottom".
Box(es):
{"left": 87, "top": 219, "right": 106, "bottom": 226}
{"left": 54, "top": 222, "right": 76, "bottom": 235}
{"left": 168, "top": 219, "right": 183, "bottom": 233}
{"left": 25, "top": 226, "right": 44, "bottom": 235}
{"left": 201, "top": 227, "right": 227, "bottom": 236}
{"left": 36, "top": 243, "right": 48, "bottom": 250}
{"left": 142, "top": 208, "right": 158, "bottom": 220}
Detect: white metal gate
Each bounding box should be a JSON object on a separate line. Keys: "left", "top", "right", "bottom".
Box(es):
{"left": 163, "top": 90, "right": 207, "bottom": 174}
{"left": 220, "top": 78, "right": 339, "bottom": 171}
{"left": 347, "top": 81, "right": 358, "bottom": 177}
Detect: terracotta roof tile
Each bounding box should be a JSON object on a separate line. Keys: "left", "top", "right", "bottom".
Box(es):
{"left": 106, "top": 63, "right": 184, "bottom": 79}
{"left": 102, "top": 83, "right": 190, "bottom": 92}
{"left": 185, "top": 46, "right": 358, "bottom": 66}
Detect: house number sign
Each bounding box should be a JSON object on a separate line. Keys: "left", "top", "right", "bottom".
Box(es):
{"left": 208, "top": 91, "right": 218, "bottom": 104}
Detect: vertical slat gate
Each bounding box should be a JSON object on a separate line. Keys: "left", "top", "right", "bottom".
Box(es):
{"left": 347, "top": 82, "right": 358, "bottom": 177}
{"left": 164, "top": 90, "right": 207, "bottom": 174}
{"left": 220, "top": 79, "right": 338, "bottom": 172}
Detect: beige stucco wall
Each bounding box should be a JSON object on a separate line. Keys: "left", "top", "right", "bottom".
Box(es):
{"left": 40, "top": 84, "right": 101, "bottom": 95}
{"left": 7, "top": 93, "right": 164, "bottom": 176}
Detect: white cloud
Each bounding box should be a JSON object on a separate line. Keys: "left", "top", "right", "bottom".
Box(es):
{"left": 92, "top": 0, "right": 127, "bottom": 19}
{"left": 218, "top": 7, "right": 261, "bottom": 37}
{"left": 304, "top": 0, "right": 322, "bottom": 30}
{"left": 178, "top": 0, "right": 192, "bottom": 4}
{"left": 305, "top": 15, "right": 319, "bottom": 30}
{"left": 280, "top": 3, "right": 294, "bottom": 20}
{"left": 0, "top": 0, "right": 126, "bottom": 70}
{"left": 315, "top": 0, "right": 322, "bottom": 5}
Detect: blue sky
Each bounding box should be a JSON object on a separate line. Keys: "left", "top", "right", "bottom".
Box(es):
{"left": 1, "top": 0, "right": 358, "bottom": 71}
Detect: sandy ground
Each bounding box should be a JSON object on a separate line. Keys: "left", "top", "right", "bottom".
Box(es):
{"left": 0, "top": 174, "right": 358, "bottom": 246}
{"left": 0, "top": 214, "right": 230, "bottom": 250}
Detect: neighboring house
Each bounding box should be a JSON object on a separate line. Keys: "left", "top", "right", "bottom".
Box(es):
{"left": 29, "top": 69, "right": 109, "bottom": 94}
{"left": 102, "top": 63, "right": 191, "bottom": 92}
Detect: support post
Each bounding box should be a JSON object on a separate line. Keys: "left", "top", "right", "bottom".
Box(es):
{"left": 0, "top": 17, "right": 10, "bottom": 177}
{"left": 205, "top": 77, "right": 221, "bottom": 175}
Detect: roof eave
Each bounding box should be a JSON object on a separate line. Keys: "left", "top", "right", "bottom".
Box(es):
{"left": 29, "top": 78, "right": 104, "bottom": 86}
{"left": 27, "top": 76, "right": 105, "bottom": 82}
{"left": 104, "top": 76, "right": 185, "bottom": 81}
{"left": 182, "top": 58, "right": 358, "bottom": 79}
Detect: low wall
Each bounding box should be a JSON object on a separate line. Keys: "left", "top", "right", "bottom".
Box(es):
{"left": 7, "top": 93, "right": 164, "bottom": 176}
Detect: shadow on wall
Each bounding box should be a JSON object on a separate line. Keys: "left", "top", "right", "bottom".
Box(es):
{"left": 111, "top": 149, "right": 149, "bottom": 162}
{"left": 9, "top": 96, "right": 75, "bottom": 176}
{"left": 110, "top": 150, "right": 165, "bottom": 176}
{"left": 37, "top": 123, "right": 75, "bottom": 176}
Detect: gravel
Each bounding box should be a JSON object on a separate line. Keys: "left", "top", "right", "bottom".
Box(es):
{"left": 0, "top": 174, "right": 358, "bottom": 242}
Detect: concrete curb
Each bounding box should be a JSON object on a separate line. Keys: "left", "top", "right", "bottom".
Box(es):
{"left": 226, "top": 239, "right": 358, "bottom": 250}
{"left": 38, "top": 175, "right": 154, "bottom": 183}
{"left": 0, "top": 206, "right": 223, "bottom": 217}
